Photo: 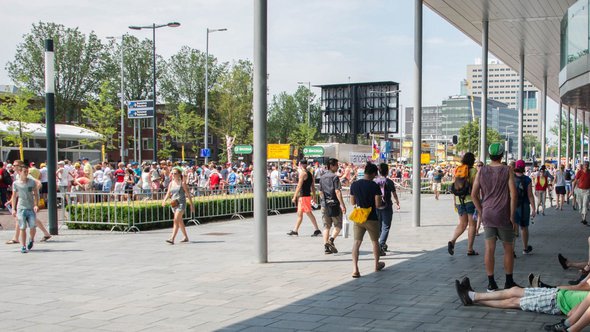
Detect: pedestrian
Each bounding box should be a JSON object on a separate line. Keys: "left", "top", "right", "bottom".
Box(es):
{"left": 573, "top": 161, "right": 590, "bottom": 225}
{"left": 554, "top": 164, "right": 567, "bottom": 210}
{"left": 349, "top": 162, "right": 385, "bottom": 278}
{"left": 471, "top": 143, "right": 520, "bottom": 291}
{"left": 566, "top": 164, "right": 574, "bottom": 206}
{"left": 514, "top": 159, "right": 536, "bottom": 255}
{"left": 0, "top": 161, "right": 11, "bottom": 209}
{"left": 447, "top": 152, "right": 479, "bottom": 256}
{"left": 374, "top": 163, "right": 399, "bottom": 255}
{"left": 11, "top": 165, "right": 40, "bottom": 253}
{"left": 533, "top": 165, "right": 553, "bottom": 216}
{"left": 162, "top": 167, "right": 194, "bottom": 244}
{"left": 287, "top": 159, "right": 321, "bottom": 237}
{"left": 431, "top": 166, "right": 444, "bottom": 200}
{"left": 318, "top": 158, "right": 346, "bottom": 254}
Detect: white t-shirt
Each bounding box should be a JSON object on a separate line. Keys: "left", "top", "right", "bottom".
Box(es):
{"left": 270, "top": 170, "right": 280, "bottom": 187}
{"left": 141, "top": 172, "right": 151, "bottom": 190}
{"left": 93, "top": 170, "right": 104, "bottom": 184}
{"left": 58, "top": 168, "right": 69, "bottom": 186}
{"left": 40, "top": 167, "right": 48, "bottom": 183}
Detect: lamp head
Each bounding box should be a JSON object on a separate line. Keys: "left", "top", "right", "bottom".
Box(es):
{"left": 167, "top": 22, "right": 181, "bottom": 28}
{"left": 128, "top": 26, "right": 142, "bottom": 30}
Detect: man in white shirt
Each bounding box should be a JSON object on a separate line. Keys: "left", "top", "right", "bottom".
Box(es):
{"left": 270, "top": 165, "right": 280, "bottom": 192}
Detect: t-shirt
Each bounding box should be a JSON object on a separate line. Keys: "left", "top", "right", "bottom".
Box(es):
{"left": 433, "top": 170, "right": 444, "bottom": 183}
{"left": 12, "top": 178, "right": 36, "bottom": 210}
{"left": 28, "top": 167, "right": 40, "bottom": 180}
{"left": 319, "top": 170, "right": 341, "bottom": 207}
{"left": 114, "top": 169, "right": 126, "bottom": 183}
{"left": 576, "top": 170, "right": 590, "bottom": 189}
{"left": 40, "top": 167, "right": 48, "bottom": 183}
{"left": 557, "top": 289, "right": 589, "bottom": 315}
{"left": 374, "top": 176, "right": 396, "bottom": 209}
{"left": 514, "top": 174, "right": 532, "bottom": 206}
{"left": 350, "top": 178, "right": 382, "bottom": 221}
{"left": 270, "top": 170, "right": 280, "bottom": 187}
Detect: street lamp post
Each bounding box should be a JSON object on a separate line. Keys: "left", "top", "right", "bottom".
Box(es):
{"left": 129, "top": 22, "right": 180, "bottom": 162}
{"left": 297, "top": 81, "right": 311, "bottom": 124}
{"left": 106, "top": 35, "right": 125, "bottom": 163}
{"left": 204, "top": 27, "right": 227, "bottom": 164}
{"left": 505, "top": 124, "right": 514, "bottom": 161}
{"left": 441, "top": 114, "right": 448, "bottom": 162}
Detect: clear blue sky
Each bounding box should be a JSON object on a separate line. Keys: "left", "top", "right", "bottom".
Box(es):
{"left": 0, "top": 0, "right": 558, "bottom": 138}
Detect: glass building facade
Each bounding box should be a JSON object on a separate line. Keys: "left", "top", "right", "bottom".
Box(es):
{"left": 561, "top": 0, "right": 589, "bottom": 69}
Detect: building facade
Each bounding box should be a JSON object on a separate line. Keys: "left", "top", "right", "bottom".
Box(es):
{"left": 466, "top": 60, "right": 541, "bottom": 140}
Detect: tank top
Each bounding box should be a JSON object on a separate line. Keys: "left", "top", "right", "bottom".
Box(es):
{"left": 300, "top": 170, "right": 313, "bottom": 197}
{"left": 168, "top": 182, "right": 186, "bottom": 206}
{"left": 478, "top": 165, "right": 511, "bottom": 228}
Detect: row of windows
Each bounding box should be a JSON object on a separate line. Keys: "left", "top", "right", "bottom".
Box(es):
{"left": 473, "top": 67, "right": 515, "bottom": 72}
{"left": 472, "top": 84, "right": 534, "bottom": 89}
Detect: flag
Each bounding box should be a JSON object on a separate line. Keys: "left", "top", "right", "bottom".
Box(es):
{"left": 372, "top": 139, "right": 380, "bottom": 160}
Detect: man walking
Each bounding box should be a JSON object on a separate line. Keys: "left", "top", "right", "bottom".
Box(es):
{"left": 472, "top": 143, "right": 519, "bottom": 291}
{"left": 573, "top": 161, "right": 590, "bottom": 225}
{"left": 319, "top": 158, "right": 346, "bottom": 254}
{"left": 514, "top": 160, "right": 536, "bottom": 255}
{"left": 11, "top": 165, "right": 40, "bottom": 253}
{"left": 287, "top": 159, "right": 321, "bottom": 237}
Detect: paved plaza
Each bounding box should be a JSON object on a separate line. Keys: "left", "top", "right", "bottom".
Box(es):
{"left": 0, "top": 193, "right": 589, "bottom": 331}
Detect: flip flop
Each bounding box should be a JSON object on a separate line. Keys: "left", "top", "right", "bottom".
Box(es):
{"left": 376, "top": 262, "right": 385, "bottom": 271}
{"left": 5, "top": 239, "right": 18, "bottom": 244}
{"left": 40, "top": 235, "right": 52, "bottom": 242}
{"left": 165, "top": 239, "right": 174, "bottom": 245}
{"left": 352, "top": 272, "right": 361, "bottom": 278}
{"left": 448, "top": 241, "right": 454, "bottom": 255}
{"left": 180, "top": 239, "right": 189, "bottom": 243}
{"left": 467, "top": 250, "right": 479, "bottom": 256}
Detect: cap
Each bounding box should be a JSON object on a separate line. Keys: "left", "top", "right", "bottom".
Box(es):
{"left": 58, "top": 161, "right": 65, "bottom": 165}
{"left": 74, "top": 162, "right": 81, "bottom": 167}
{"left": 131, "top": 162, "right": 138, "bottom": 166}
{"left": 515, "top": 160, "right": 525, "bottom": 170}
{"left": 152, "top": 161, "right": 158, "bottom": 165}
{"left": 488, "top": 142, "right": 504, "bottom": 157}
{"left": 436, "top": 166, "right": 441, "bottom": 170}
{"left": 82, "top": 157, "right": 89, "bottom": 161}
{"left": 29, "top": 162, "right": 35, "bottom": 166}
{"left": 40, "top": 163, "right": 46, "bottom": 168}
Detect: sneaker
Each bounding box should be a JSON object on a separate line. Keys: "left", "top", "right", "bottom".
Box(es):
{"left": 379, "top": 247, "right": 386, "bottom": 257}
{"left": 286, "top": 230, "right": 298, "bottom": 236}
{"left": 447, "top": 241, "right": 454, "bottom": 256}
{"left": 311, "top": 230, "right": 322, "bottom": 237}
{"left": 582, "top": 220, "right": 588, "bottom": 225}
{"left": 324, "top": 244, "right": 332, "bottom": 255}
{"left": 531, "top": 274, "right": 541, "bottom": 288}
{"left": 27, "top": 241, "right": 33, "bottom": 250}
{"left": 460, "top": 277, "right": 474, "bottom": 292}
{"left": 523, "top": 245, "right": 533, "bottom": 255}
{"left": 544, "top": 320, "right": 567, "bottom": 331}
{"left": 326, "top": 242, "right": 338, "bottom": 254}
{"left": 20, "top": 246, "right": 27, "bottom": 254}
{"left": 487, "top": 281, "right": 499, "bottom": 292}
{"left": 558, "top": 253, "right": 569, "bottom": 270}
{"left": 528, "top": 273, "right": 535, "bottom": 287}
{"left": 455, "top": 280, "right": 473, "bottom": 306}
{"left": 381, "top": 243, "right": 388, "bottom": 252}
{"left": 504, "top": 281, "right": 522, "bottom": 289}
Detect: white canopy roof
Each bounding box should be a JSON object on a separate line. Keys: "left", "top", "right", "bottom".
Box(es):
{"left": 0, "top": 121, "right": 103, "bottom": 141}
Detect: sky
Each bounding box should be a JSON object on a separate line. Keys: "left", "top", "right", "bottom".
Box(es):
{"left": 0, "top": 0, "right": 558, "bottom": 139}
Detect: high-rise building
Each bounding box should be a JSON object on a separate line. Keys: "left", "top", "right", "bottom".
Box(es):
{"left": 465, "top": 59, "right": 541, "bottom": 140}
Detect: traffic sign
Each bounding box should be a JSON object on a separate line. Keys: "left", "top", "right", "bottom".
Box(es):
{"left": 234, "top": 145, "right": 253, "bottom": 155}
{"left": 380, "top": 152, "right": 387, "bottom": 160}
{"left": 200, "top": 148, "right": 211, "bottom": 158}
{"left": 128, "top": 100, "right": 154, "bottom": 119}
{"left": 303, "top": 146, "right": 324, "bottom": 157}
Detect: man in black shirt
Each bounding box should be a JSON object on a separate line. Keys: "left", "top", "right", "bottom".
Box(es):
{"left": 319, "top": 158, "right": 347, "bottom": 254}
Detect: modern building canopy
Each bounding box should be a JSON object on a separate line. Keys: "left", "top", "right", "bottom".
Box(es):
{"left": 424, "top": 0, "right": 577, "bottom": 104}
{"left": 0, "top": 121, "right": 102, "bottom": 141}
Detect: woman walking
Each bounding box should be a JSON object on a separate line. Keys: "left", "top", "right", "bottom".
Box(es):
{"left": 162, "top": 167, "right": 194, "bottom": 244}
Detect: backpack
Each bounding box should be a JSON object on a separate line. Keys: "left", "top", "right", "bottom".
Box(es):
{"left": 514, "top": 175, "right": 529, "bottom": 205}
{"left": 451, "top": 165, "right": 471, "bottom": 204}
{"left": 565, "top": 170, "right": 572, "bottom": 181}
{"left": 2, "top": 169, "right": 12, "bottom": 186}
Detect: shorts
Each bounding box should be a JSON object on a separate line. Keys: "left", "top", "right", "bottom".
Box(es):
{"left": 297, "top": 196, "right": 313, "bottom": 214}
{"left": 555, "top": 186, "right": 566, "bottom": 195}
{"left": 432, "top": 183, "right": 441, "bottom": 192}
{"left": 456, "top": 202, "right": 476, "bottom": 217}
{"left": 535, "top": 190, "right": 546, "bottom": 201}
{"left": 519, "top": 288, "right": 561, "bottom": 315}
{"left": 322, "top": 208, "right": 343, "bottom": 229}
{"left": 41, "top": 182, "right": 48, "bottom": 194}
{"left": 353, "top": 219, "right": 380, "bottom": 242}
{"left": 566, "top": 183, "right": 572, "bottom": 192}
{"left": 114, "top": 182, "right": 125, "bottom": 194}
{"left": 171, "top": 203, "right": 186, "bottom": 214}
{"left": 484, "top": 226, "right": 515, "bottom": 243}
{"left": 514, "top": 205, "right": 531, "bottom": 227}
{"left": 17, "top": 209, "right": 36, "bottom": 230}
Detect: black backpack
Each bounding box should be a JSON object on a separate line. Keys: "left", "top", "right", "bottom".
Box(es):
{"left": 565, "top": 170, "right": 572, "bottom": 181}
{"left": 514, "top": 175, "right": 528, "bottom": 205}
{"left": 2, "top": 169, "right": 12, "bottom": 186}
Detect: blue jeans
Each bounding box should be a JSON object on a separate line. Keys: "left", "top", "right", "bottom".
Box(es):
{"left": 376, "top": 207, "right": 393, "bottom": 246}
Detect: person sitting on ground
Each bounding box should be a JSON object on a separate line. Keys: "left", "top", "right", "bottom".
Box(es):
{"left": 558, "top": 252, "right": 590, "bottom": 286}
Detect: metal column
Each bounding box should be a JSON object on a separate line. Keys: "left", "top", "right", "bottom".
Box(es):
{"left": 253, "top": 0, "right": 268, "bottom": 262}
{"left": 412, "top": 0, "right": 423, "bottom": 228}
{"left": 558, "top": 102, "right": 562, "bottom": 165}
{"left": 45, "top": 39, "right": 58, "bottom": 235}
{"left": 582, "top": 112, "right": 586, "bottom": 163}
{"left": 518, "top": 53, "right": 525, "bottom": 160}
{"left": 541, "top": 75, "right": 547, "bottom": 164}
{"left": 566, "top": 106, "right": 570, "bottom": 166}
{"left": 574, "top": 109, "right": 578, "bottom": 166}
{"left": 480, "top": 20, "right": 489, "bottom": 162}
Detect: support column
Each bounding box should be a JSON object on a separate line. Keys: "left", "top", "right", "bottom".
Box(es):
{"left": 45, "top": 39, "right": 58, "bottom": 235}
{"left": 253, "top": 0, "right": 268, "bottom": 263}
{"left": 558, "top": 102, "right": 562, "bottom": 165}
{"left": 566, "top": 106, "right": 571, "bottom": 167}
{"left": 518, "top": 53, "right": 525, "bottom": 160}
{"left": 541, "top": 75, "right": 547, "bottom": 164}
{"left": 582, "top": 112, "right": 586, "bottom": 163}
{"left": 412, "top": 0, "right": 423, "bottom": 228}
{"left": 480, "top": 20, "right": 489, "bottom": 162}
{"left": 574, "top": 109, "right": 578, "bottom": 167}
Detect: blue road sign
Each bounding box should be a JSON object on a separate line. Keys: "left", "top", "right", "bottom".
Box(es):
{"left": 128, "top": 100, "right": 154, "bottom": 119}
{"left": 380, "top": 152, "right": 387, "bottom": 160}
{"left": 200, "top": 148, "right": 211, "bottom": 158}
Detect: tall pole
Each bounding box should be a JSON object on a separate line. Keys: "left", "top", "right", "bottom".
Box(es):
{"left": 307, "top": 82, "right": 311, "bottom": 124}
{"left": 120, "top": 35, "right": 125, "bottom": 163}
{"left": 518, "top": 53, "right": 525, "bottom": 159}
{"left": 254, "top": 0, "right": 268, "bottom": 263}
{"left": 152, "top": 24, "right": 157, "bottom": 161}
{"left": 558, "top": 102, "right": 562, "bottom": 165}
{"left": 45, "top": 39, "right": 58, "bottom": 235}
{"left": 205, "top": 29, "right": 210, "bottom": 164}
{"left": 582, "top": 112, "right": 586, "bottom": 163}
{"left": 541, "top": 74, "right": 547, "bottom": 164}
{"left": 566, "top": 106, "right": 571, "bottom": 166}
{"left": 412, "top": 0, "right": 423, "bottom": 228}
{"left": 480, "top": 19, "right": 489, "bottom": 162}
{"left": 574, "top": 109, "right": 578, "bottom": 167}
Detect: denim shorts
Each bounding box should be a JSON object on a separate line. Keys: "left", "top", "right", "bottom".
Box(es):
{"left": 455, "top": 202, "right": 475, "bottom": 216}
{"left": 17, "top": 209, "right": 36, "bottom": 230}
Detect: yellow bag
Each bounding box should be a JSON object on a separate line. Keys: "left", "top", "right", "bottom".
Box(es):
{"left": 348, "top": 206, "right": 372, "bottom": 224}
{"left": 38, "top": 198, "right": 45, "bottom": 209}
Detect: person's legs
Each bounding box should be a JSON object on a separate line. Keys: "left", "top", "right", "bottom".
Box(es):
{"left": 502, "top": 240, "right": 515, "bottom": 275}
{"left": 378, "top": 209, "right": 393, "bottom": 248}
{"left": 291, "top": 211, "right": 304, "bottom": 233}
{"left": 485, "top": 237, "right": 497, "bottom": 277}
{"left": 176, "top": 211, "right": 188, "bottom": 241}
{"left": 305, "top": 211, "right": 320, "bottom": 231}
{"left": 35, "top": 218, "right": 50, "bottom": 237}
{"left": 168, "top": 212, "right": 179, "bottom": 243}
{"left": 466, "top": 214, "right": 476, "bottom": 253}
{"left": 582, "top": 190, "right": 589, "bottom": 221}
{"left": 450, "top": 213, "right": 468, "bottom": 247}
{"left": 474, "top": 286, "right": 524, "bottom": 302}
{"left": 541, "top": 191, "right": 546, "bottom": 213}
{"left": 352, "top": 239, "right": 362, "bottom": 275}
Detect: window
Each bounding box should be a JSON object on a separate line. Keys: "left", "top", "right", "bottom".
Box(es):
{"left": 142, "top": 138, "right": 154, "bottom": 150}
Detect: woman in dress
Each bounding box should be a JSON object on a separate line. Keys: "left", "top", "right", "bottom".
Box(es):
{"left": 161, "top": 167, "right": 194, "bottom": 244}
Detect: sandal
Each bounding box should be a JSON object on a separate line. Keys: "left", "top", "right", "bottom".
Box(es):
{"left": 448, "top": 241, "right": 454, "bottom": 255}
{"left": 5, "top": 239, "right": 18, "bottom": 244}
{"left": 467, "top": 250, "right": 479, "bottom": 256}
{"left": 352, "top": 272, "right": 361, "bottom": 278}
{"left": 375, "top": 262, "right": 385, "bottom": 271}
{"left": 40, "top": 235, "right": 52, "bottom": 242}
{"left": 165, "top": 239, "right": 174, "bottom": 245}
{"left": 180, "top": 238, "right": 189, "bottom": 243}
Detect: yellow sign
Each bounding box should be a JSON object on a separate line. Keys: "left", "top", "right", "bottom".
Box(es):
{"left": 267, "top": 144, "right": 290, "bottom": 159}
{"left": 421, "top": 153, "right": 431, "bottom": 164}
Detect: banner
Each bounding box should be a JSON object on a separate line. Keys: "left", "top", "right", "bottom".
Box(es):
{"left": 267, "top": 144, "right": 290, "bottom": 159}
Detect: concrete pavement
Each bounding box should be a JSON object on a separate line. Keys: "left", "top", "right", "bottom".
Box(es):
{"left": 0, "top": 193, "right": 588, "bottom": 331}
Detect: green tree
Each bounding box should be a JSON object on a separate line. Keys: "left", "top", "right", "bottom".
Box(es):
{"left": 80, "top": 82, "right": 120, "bottom": 160}
{"left": 210, "top": 60, "right": 253, "bottom": 163}
{"left": 289, "top": 123, "right": 317, "bottom": 154}
{"left": 523, "top": 134, "right": 541, "bottom": 160}
{"left": 6, "top": 22, "right": 110, "bottom": 122}
{"left": 0, "top": 89, "right": 44, "bottom": 160}
{"left": 268, "top": 85, "right": 320, "bottom": 144}
{"left": 549, "top": 116, "right": 585, "bottom": 159}
{"left": 159, "top": 102, "right": 204, "bottom": 161}
{"left": 457, "top": 120, "right": 503, "bottom": 158}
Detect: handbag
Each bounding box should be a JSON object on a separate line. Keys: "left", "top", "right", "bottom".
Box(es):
{"left": 170, "top": 199, "right": 180, "bottom": 208}
{"left": 348, "top": 206, "right": 372, "bottom": 224}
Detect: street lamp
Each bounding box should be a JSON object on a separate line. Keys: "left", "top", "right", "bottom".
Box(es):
{"left": 441, "top": 114, "right": 448, "bottom": 162}
{"left": 505, "top": 124, "right": 514, "bottom": 161}
{"left": 106, "top": 35, "right": 125, "bottom": 163}
{"left": 204, "top": 27, "right": 227, "bottom": 163}
{"left": 297, "top": 81, "right": 311, "bottom": 124}
{"left": 129, "top": 22, "right": 180, "bottom": 162}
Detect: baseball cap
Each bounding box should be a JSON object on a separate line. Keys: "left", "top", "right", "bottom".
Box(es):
{"left": 488, "top": 142, "right": 504, "bottom": 157}
{"left": 515, "top": 160, "right": 526, "bottom": 170}
{"left": 82, "top": 157, "right": 89, "bottom": 161}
